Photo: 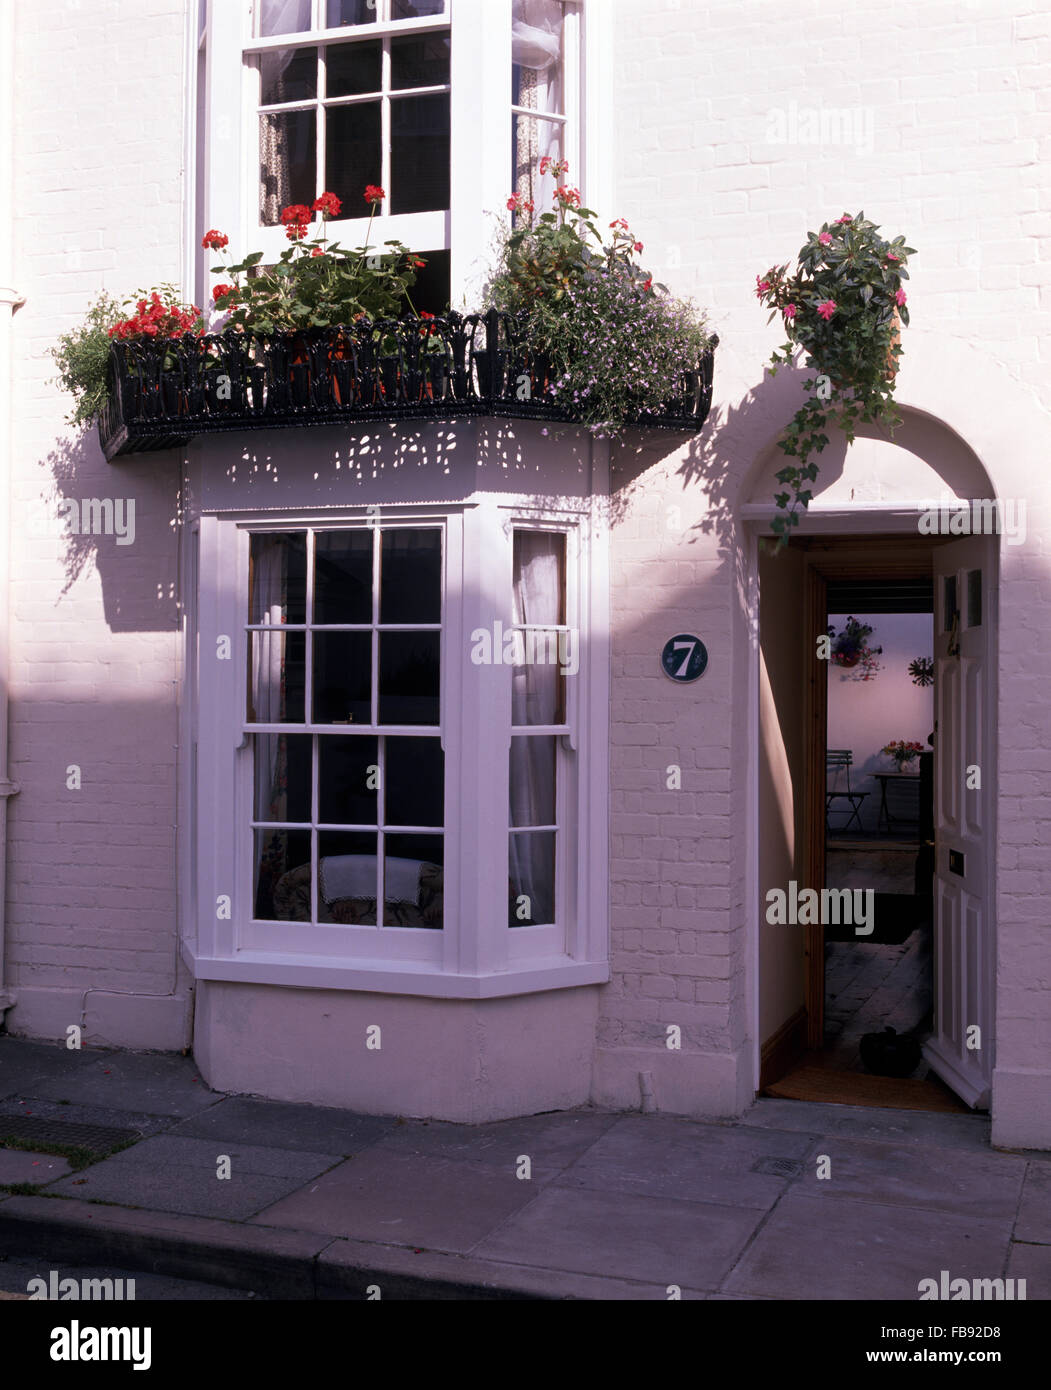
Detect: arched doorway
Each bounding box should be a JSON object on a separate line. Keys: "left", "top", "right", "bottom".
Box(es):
{"left": 744, "top": 409, "right": 999, "bottom": 1111}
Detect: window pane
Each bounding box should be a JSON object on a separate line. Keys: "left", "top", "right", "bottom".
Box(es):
{"left": 509, "top": 831, "right": 555, "bottom": 926}
{"left": 380, "top": 529, "right": 441, "bottom": 624}
{"left": 391, "top": 95, "right": 449, "bottom": 214}
{"left": 250, "top": 533, "right": 307, "bottom": 624}
{"left": 259, "top": 0, "right": 312, "bottom": 37}
{"left": 379, "top": 632, "right": 440, "bottom": 725}
{"left": 391, "top": 34, "right": 450, "bottom": 89}
{"left": 387, "top": 738, "right": 443, "bottom": 827}
{"left": 943, "top": 576, "right": 957, "bottom": 631}
{"left": 249, "top": 631, "right": 306, "bottom": 723}
{"left": 315, "top": 531, "right": 373, "bottom": 625}
{"left": 318, "top": 832, "right": 378, "bottom": 924}
{"left": 512, "top": 3, "right": 564, "bottom": 117}
{"left": 260, "top": 111, "right": 317, "bottom": 226}
{"left": 326, "top": 103, "right": 382, "bottom": 214}
{"left": 314, "top": 632, "right": 372, "bottom": 724}
{"left": 510, "top": 736, "right": 556, "bottom": 827}
{"left": 327, "top": 40, "right": 382, "bottom": 97}
{"left": 319, "top": 735, "right": 379, "bottom": 825}
{"left": 254, "top": 733, "right": 312, "bottom": 823}
{"left": 257, "top": 828, "right": 312, "bottom": 921}
{"left": 384, "top": 835, "right": 444, "bottom": 928}
{"left": 511, "top": 115, "right": 563, "bottom": 215}
{"left": 327, "top": 0, "right": 378, "bottom": 25}
{"left": 512, "top": 531, "right": 567, "bottom": 726}
{"left": 392, "top": 0, "right": 446, "bottom": 17}
{"left": 261, "top": 48, "right": 317, "bottom": 104}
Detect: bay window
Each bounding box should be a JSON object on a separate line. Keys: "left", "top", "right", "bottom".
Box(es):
{"left": 193, "top": 495, "right": 609, "bottom": 995}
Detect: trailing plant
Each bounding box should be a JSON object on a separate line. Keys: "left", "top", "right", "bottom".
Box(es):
{"left": 486, "top": 159, "right": 712, "bottom": 433}
{"left": 205, "top": 188, "right": 426, "bottom": 336}
{"left": 49, "top": 286, "right": 203, "bottom": 426}
{"left": 756, "top": 212, "right": 916, "bottom": 548}
{"left": 828, "top": 616, "right": 883, "bottom": 680}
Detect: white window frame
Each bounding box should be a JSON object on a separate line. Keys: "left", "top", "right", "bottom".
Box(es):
{"left": 192, "top": 493, "right": 609, "bottom": 997}
{"left": 198, "top": 0, "right": 605, "bottom": 314}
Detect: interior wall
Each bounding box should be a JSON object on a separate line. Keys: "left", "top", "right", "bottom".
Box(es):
{"left": 827, "top": 612, "right": 934, "bottom": 834}
{"left": 758, "top": 544, "right": 806, "bottom": 1045}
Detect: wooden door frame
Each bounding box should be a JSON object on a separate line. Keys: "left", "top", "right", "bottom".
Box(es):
{"left": 795, "top": 537, "right": 950, "bottom": 1051}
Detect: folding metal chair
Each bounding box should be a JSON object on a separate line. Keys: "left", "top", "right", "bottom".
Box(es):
{"left": 826, "top": 749, "right": 868, "bottom": 833}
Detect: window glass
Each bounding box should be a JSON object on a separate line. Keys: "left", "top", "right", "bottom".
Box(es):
{"left": 967, "top": 569, "right": 982, "bottom": 628}
{"left": 319, "top": 735, "right": 380, "bottom": 824}
{"left": 250, "top": 533, "right": 307, "bottom": 624}
{"left": 327, "top": 41, "right": 382, "bottom": 97}
{"left": 511, "top": 531, "right": 566, "bottom": 726}
{"left": 391, "top": 94, "right": 450, "bottom": 213}
{"left": 315, "top": 531, "right": 373, "bottom": 626}
{"left": 380, "top": 529, "right": 441, "bottom": 624}
{"left": 314, "top": 632, "right": 372, "bottom": 724}
{"left": 260, "top": 111, "right": 317, "bottom": 226}
{"left": 379, "top": 632, "right": 441, "bottom": 725}
{"left": 254, "top": 733, "right": 312, "bottom": 823}
{"left": 391, "top": 34, "right": 450, "bottom": 89}
{"left": 327, "top": 0, "right": 379, "bottom": 24}
{"left": 325, "top": 103, "right": 382, "bottom": 211}
{"left": 392, "top": 0, "right": 446, "bottom": 18}
{"left": 259, "top": 0, "right": 312, "bottom": 37}
{"left": 509, "top": 831, "right": 555, "bottom": 926}
{"left": 387, "top": 738, "right": 444, "bottom": 827}
{"left": 249, "top": 631, "right": 306, "bottom": 723}
{"left": 261, "top": 47, "right": 317, "bottom": 104}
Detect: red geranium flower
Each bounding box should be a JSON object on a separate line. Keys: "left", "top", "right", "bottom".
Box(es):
{"left": 312, "top": 191, "right": 342, "bottom": 218}
{"left": 212, "top": 283, "right": 237, "bottom": 302}
{"left": 280, "top": 204, "right": 313, "bottom": 227}
{"left": 201, "top": 230, "right": 228, "bottom": 250}
{"left": 364, "top": 185, "right": 386, "bottom": 205}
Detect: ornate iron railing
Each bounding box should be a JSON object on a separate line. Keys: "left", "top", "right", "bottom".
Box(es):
{"left": 98, "top": 309, "right": 717, "bottom": 461}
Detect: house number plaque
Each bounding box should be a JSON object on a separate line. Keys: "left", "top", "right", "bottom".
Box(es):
{"left": 661, "top": 634, "right": 708, "bottom": 683}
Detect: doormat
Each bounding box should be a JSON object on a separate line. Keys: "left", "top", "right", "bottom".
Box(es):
{"left": 763, "top": 1064, "right": 971, "bottom": 1113}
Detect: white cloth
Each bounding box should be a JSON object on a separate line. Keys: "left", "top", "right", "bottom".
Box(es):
{"left": 320, "top": 854, "right": 423, "bottom": 906}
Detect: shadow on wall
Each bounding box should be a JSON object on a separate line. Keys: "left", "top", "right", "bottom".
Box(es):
{"left": 41, "top": 430, "right": 181, "bottom": 634}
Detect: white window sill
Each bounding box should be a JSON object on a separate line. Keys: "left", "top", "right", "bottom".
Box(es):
{"left": 190, "top": 950, "right": 609, "bottom": 998}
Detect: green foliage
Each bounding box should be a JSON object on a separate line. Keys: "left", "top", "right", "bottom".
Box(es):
{"left": 215, "top": 228, "right": 422, "bottom": 335}
{"left": 756, "top": 212, "right": 916, "bottom": 550}
{"left": 48, "top": 290, "right": 123, "bottom": 427}
{"left": 485, "top": 187, "right": 711, "bottom": 433}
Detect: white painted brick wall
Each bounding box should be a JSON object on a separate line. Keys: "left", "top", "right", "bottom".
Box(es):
{"left": 6, "top": 0, "right": 190, "bottom": 1030}
{"left": 603, "top": 0, "right": 1051, "bottom": 1091}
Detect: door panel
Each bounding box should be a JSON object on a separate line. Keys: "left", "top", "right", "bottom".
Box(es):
{"left": 924, "top": 537, "right": 994, "bottom": 1108}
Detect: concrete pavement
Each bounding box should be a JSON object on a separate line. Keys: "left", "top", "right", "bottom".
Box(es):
{"left": 0, "top": 1037, "right": 1047, "bottom": 1300}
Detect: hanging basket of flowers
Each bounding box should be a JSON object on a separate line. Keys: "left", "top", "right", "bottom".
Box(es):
{"left": 755, "top": 212, "right": 916, "bottom": 549}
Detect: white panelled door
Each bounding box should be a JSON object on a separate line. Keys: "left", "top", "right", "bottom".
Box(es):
{"left": 924, "top": 536, "right": 995, "bottom": 1108}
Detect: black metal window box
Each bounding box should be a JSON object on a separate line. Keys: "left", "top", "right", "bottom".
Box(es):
{"left": 98, "top": 310, "right": 717, "bottom": 461}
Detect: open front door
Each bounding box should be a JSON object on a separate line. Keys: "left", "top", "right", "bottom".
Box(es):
{"left": 924, "top": 536, "right": 995, "bottom": 1108}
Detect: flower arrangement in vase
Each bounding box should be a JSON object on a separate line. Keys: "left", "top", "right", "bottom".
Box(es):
{"left": 883, "top": 740, "right": 925, "bottom": 772}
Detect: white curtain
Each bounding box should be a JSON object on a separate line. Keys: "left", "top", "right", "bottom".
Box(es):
{"left": 509, "top": 532, "right": 562, "bottom": 926}
{"left": 252, "top": 538, "right": 291, "bottom": 915}
{"left": 258, "top": 0, "right": 313, "bottom": 223}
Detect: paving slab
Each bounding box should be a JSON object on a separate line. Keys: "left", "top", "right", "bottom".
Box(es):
{"left": 740, "top": 1097, "right": 992, "bottom": 1152}
{"left": 554, "top": 1114, "right": 811, "bottom": 1209}
{"left": 0, "top": 1148, "right": 72, "bottom": 1184}
{"left": 318, "top": 1237, "right": 709, "bottom": 1300}
{"left": 472, "top": 1186, "right": 764, "bottom": 1288}
{"left": 24, "top": 1052, "right": 220, "bottom": 1118}
{"left": 46, "top": 1135, "right": 342, "bottom": 1220}
{"left": 1005, "top": 1241, "right": 1050, "bottom": 1296}
{"left": 788, "top": 1134, "right": 1027, "bottom": 1221}
{"left": 168, "top": 1096, "right": 397, "bottom": 1155}
{"left": 250, "top": 1149, "right": 538, "bottom": 1253}
{"left": 1014, "top": 1161, "right": 1051, "bottom": 1245}
{"left": 723, "top": 1190, "right": 1012, "bottom": 1300}
{"left": 0, "top": 1040, "right": 109, "bottom": 1099}
{"left": 371, "top": 1110, "right": 618, "bottom": 1182}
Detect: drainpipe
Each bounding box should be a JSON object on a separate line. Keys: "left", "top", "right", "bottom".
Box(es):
{"left": 0, "top": 0, "right": 23, "bottom": 1019}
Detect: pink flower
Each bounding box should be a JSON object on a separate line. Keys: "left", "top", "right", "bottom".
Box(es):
{"left": 819, "top": 232, "right": 833, "bottom": 246}
{"left": 886, "top": 252, "right": 900, "bottom": 262}
{"left": 633, "top": 241, "right": 644, "bottom": 253}
{"left": 835, "top": 214, "right": 853, "bottom": 225}
{"left": 783, "top": 303, "right": 797, "bottom": 320}
{"left": 895, "top": 288, "right": 907, "bottom": 307}
{"left": 609, "top": 218, "right": 629, "bottom": 231}
{"left": 642, "top": 277, "right": 653, "bottom": 292}
{"left": 311, "top": 248, "right": 325, "bottom": 257}
{"left": 755, "top": 275, "right": 771, "bottom": 298}
{"left": 816, "top": 299, "right": 837, "bottom": 320}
